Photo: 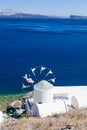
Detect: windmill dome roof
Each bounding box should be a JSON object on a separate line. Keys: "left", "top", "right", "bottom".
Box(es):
{"left": 34, "top": 80, "right": 53, "bottom": 91}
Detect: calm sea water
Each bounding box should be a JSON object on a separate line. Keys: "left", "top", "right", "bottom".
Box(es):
{"left": 0, "top": 18, "right": 87, "bottom": 94}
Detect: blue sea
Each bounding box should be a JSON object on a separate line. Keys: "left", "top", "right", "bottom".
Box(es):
{"left": 0, "top": 18, "right": 87, "bottom": 95}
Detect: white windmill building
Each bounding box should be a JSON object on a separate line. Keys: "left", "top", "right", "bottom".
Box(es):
{"left": 22, "top": 66, "right": 69, "bottom": 117}
{"left": 22, "top": 66, "right": 87, "bottom": 117}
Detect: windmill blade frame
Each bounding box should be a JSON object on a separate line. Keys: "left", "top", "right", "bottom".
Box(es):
{"left": 22, "top": 66, "right": 56, "bottom": 89}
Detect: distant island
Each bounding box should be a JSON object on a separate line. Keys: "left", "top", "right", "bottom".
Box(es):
{"left": 0, "top": 9, "right": 49, "bottom": 18}
{"left": 70, "top": 15, "right": 87, "bottom": 19}
{"left": 0, "top": 9, "right": 87, "bottom": 19}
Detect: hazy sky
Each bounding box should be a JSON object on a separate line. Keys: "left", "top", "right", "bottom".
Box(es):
{"left": 0, "top": 0, "right": 87, "bottom": 16}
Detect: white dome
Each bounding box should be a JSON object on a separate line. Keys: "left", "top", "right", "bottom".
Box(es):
{"left": 35, "top": 80, "right": 53, "bottom": 90}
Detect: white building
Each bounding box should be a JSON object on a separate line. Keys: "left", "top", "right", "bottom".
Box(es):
{"left": 32, "top": 80, "right": 68, "bottom": 117}
{"left": 26, "top": 80, "right": 87, "bottom": 117}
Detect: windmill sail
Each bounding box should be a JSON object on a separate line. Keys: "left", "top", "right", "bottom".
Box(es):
{"left": 48, "top": 78, "right": 56, "bottom": 83}
{"left": 22, "top": 84, "right": 31, "bottom": 89}
{"left": 31, "top": 68, "right": 36, "bottom": 76}
{"left": 23, "top": 74, "right": 28, "bottom": 79}
{"left": 46, "top": 70, "right": 53, "bottom": 77}
{"left": 40, "top": 66, "right": 46, "bottom": 74}
{"left": 23, "top": 74, "right": 34, "bottom": 84}
{"left": 48, "top": 70, "right": 53, "bottom": 74}
{"left": 26, "top": 78, "right": 34, "bottom": 84}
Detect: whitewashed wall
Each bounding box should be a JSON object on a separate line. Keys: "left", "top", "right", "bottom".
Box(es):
{"left": 32, "top": 101, "right": 67, "bottom": 117}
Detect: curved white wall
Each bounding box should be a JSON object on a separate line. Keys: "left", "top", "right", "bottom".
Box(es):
{"left": 32, "top": 101, "right": 67, "bottom": 117}
{"left": 34, "top": 80, "right": 53, "bottom": 103}
{"left": 34, "top": 87, "right": 53, "bottom": 103}
{"left": 71, "top": 95, "right": 87, "bottom": 109}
